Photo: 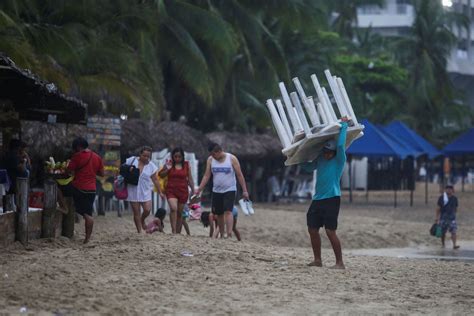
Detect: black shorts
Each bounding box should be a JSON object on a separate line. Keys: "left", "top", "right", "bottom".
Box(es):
{"left": 72, "top": 186, "right": 96, "bottom": 217}
{"left": 212, "top": 191, "right": 236, "bottom": 215}
{"left": 307, "top": 196, "right": 340, "bottom": 230}
{"left": 58, "top": 183, "right": 74, "bottom": 197}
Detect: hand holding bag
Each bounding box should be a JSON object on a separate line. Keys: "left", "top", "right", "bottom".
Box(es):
{"left": 120, "top": 157, "right": 140, "bottom": 185}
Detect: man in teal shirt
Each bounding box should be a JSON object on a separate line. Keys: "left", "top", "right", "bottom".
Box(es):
{"left": 301, "top": 117, "right": 349, "bottom": 269}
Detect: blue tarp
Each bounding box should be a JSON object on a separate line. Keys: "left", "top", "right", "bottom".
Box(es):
{"left": 443, "top": 128, "right": 474, "bottom": 156}
{"left": 378, "top": 124, "right": 423, "bottom": 158}
{"left": 347, "top": 119, "right": 416, "bottom": 159}
{"left": 384, "top": 121, "right": 442, "bottom": 159}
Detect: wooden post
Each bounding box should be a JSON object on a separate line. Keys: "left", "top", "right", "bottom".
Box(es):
{"left": 250, "top": 161, "right": 257, "bottom": 202}
{"left": 348, "top": 155, "right": 353, "bottom": 203}
{"left": 4, "top": 194, "right": 15, "bottom": 213}
{"left": 425, "top": 159, "right": 429, "bottom": 205}
{"left": 42, "top": 179, "right": 57, "bottom": 238}
{"left": 62, "top": 197, "right": 75, "bottom": 238}
{"left": 15, "top": 177, "right": 28, "bottom": 245}
{"left": 98, "top": 196, "right": 106, "bottom": 216}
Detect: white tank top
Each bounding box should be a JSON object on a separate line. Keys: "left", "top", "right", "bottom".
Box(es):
{"left": 211, "top": 153, "right": 237, "bottom": 193}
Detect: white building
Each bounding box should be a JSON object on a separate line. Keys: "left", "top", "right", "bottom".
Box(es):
{"left": 356, "top": 0, "right": 474, "bottom": 107}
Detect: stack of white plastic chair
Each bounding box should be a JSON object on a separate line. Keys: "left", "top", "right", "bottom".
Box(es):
{"left": 266, "top": 69, "right": 364, "bottom": 165}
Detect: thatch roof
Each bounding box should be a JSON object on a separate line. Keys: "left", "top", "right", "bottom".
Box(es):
{"left": 206, "top": 131, "right": 283, "bottom": 159}
{"left": 121, "top": 119, "right": 210, "bottom": 160}
{"left": 21, "top": 120, "right": 87, "bottom": 159}
{"left": 0, "top": 54, "right": 87, "bottom": 124}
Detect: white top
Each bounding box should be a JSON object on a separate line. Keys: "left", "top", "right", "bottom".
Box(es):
{"left": 211, "top": 153, "right": 237, "bottom": 193}
{"left": 125, "top": 157, "right": 158, "bottom": 202}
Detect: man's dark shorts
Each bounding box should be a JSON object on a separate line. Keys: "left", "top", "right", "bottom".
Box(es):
{"left": 72, "top": 187, "right": 96, "bottom": 217}
{"left": 307, "top": 196, "right": 341, "bottom": 230}
{"left": 212, "top": 191, "right": 236, "bottom": 215}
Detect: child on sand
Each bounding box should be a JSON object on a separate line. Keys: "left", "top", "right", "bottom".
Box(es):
{"left": 177, "top": 205, "right": 191, "bottom": 236}
{"left": 200, "top": 207, "right": 241, "bottom": 241}
{"left": 145, "top": 208, "right": 166, "bottom": 234}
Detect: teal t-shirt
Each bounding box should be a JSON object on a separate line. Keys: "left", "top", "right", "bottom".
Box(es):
{"left": 301, "top": 122, "right": 347, "bottom": 200}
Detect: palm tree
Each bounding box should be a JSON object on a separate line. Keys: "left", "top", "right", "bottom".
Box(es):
{"left": 394, "top": 0, "right": 469, "bottom": 139}
{"left": 329, "top": 0, "right": 385, "bottom": 39}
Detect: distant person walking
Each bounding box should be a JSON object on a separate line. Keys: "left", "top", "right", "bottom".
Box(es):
{"left": 435, "top": 185, "right": 460, "bottom": 249}
{"left": 158, "top": 147, "right": 195, "bottom": 234}
{"left": 67, "top": 137, "right": 104, "bottom": 244}
{"left": 301, "top": 117, "right": 349, "bottom": 269}
{"left": 126, "top": 146, "right": 165, "bottom": 233}
{"left": 196, "top": 143, "right": 248, "bottom": 239}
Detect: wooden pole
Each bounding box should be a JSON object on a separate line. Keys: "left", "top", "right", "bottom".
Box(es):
{"left": 425, "top": 159, "right": 429, "bottom": 205}
{"left": 16, "top": 177, "right": 28, "bottom": 245}
{"left": 4, "top": 194, "right": 15, "bottom": 213}
{"left": 348, "top": 155, "right": 353, "bottom": 203}
{"left": 42, "top": 178, "right": 58, "bottom": 238}
{"left": 62, "top": 196, "right": 75, "bottom": 238}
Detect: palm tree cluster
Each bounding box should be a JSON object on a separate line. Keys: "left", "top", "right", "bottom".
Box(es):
{"left": 0, "top": 0, "right": 471, "bottom": 143}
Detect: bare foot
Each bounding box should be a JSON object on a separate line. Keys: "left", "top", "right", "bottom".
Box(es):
{"left": 307, "top": 261, "right": 323, "bottom": 267}
{"left": 453, "top": 245, "right": 460, "bottom": 250}
{"left": 329, "top": 264, "right": 345, "bottom": 270}
{"left": 83, "top": 238, "right": 90, "bottom": 244}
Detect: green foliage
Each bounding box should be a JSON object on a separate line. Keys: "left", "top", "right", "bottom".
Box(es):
{"left": 0, "top": 0, "right": 470, "bottom": 143}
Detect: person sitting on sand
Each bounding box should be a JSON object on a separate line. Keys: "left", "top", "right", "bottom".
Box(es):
{"left": 200, "top": 207, "right": 241, "bottom": 241}
{"left": 435, "top": 185, "right": 460, "bottom": 249}
{"left": 300, "top": 117, "right": 349, "bottom": 269}
{"left": 145, "top": 208, "right": 166, "bottom": 234}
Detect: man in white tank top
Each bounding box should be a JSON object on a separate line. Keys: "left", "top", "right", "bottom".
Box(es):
{"left": 196, "top": 142, "right": 249, "bottom": 239}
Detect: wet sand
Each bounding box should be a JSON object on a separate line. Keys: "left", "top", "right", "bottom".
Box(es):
{"left": 1, "top": 184, "right": 473, "bottom": 315}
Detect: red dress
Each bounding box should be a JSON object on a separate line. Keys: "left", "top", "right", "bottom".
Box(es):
{"left": 166, "top": 161, "right": 189, "bottom": 203}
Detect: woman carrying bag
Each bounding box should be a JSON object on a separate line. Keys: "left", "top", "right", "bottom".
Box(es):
{"left": 125, "top": 146, "right": 165, "bottom": 233}
{"left": 158, "top": 147, "right": 194, "bottom": 234}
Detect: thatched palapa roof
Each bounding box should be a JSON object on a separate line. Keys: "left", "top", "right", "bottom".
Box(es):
{"left": 0, "top": 54, "right": 87, "bottom": 124}
{"left": 21, "top": 120, "right": 87, "bottom": 159}
{"left": 206, "top": 131, "right": 283, "bottom": 159}
{"left": 121, "top": 120, "right": 210, "bottom": 160}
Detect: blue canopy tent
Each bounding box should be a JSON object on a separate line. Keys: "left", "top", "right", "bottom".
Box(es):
{"left": 443, "top": 128, "right": 474, "bottom": 192}
{"left": 346, "top": 119, "right": 419, "bottom": 207}
{"left": 385, "top": 121, "right": 442, "bottom": 159}
{"left": 385, "top": 121, "right": 442, "bottom": 203}
{"left": 443, "top": 128, "right": 474, "bottom": 156}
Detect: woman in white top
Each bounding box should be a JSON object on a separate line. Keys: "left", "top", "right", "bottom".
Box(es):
{"left": 126, "top": 146, "right": 165, "bottom": 233}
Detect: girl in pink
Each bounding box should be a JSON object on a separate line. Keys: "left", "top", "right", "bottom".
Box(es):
{"left": 145, "top": 208, "right": 166, "bottom": 234}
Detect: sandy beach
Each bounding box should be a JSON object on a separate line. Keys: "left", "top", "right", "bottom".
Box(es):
{"left": 1, "top": 184, "right": 473, "bottom": 315}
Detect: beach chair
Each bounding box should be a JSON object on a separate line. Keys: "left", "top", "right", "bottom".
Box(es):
{"left": 266, "top": 69, "right": 364, "bottom": 165}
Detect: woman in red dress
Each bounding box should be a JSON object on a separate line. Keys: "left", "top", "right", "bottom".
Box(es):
{"left": 159, "top": 147, "right": 194, "bottom": 234}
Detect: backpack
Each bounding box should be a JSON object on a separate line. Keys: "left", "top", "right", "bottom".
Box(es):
{"left": 114, "top": 175, "right": 128, "bottom": 200}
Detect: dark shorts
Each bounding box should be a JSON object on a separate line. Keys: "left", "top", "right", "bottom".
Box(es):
{"left": 212, "top": 191, "right": 236, "bottom": 215}
{"left": 58, "top": 184, "right": 74, "bottom": 197}
{"left": 72, "top": 187, "right": 96, "bottom": 217}
{"left": 307, "top": 196, "right": 340, "bottom": 230}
